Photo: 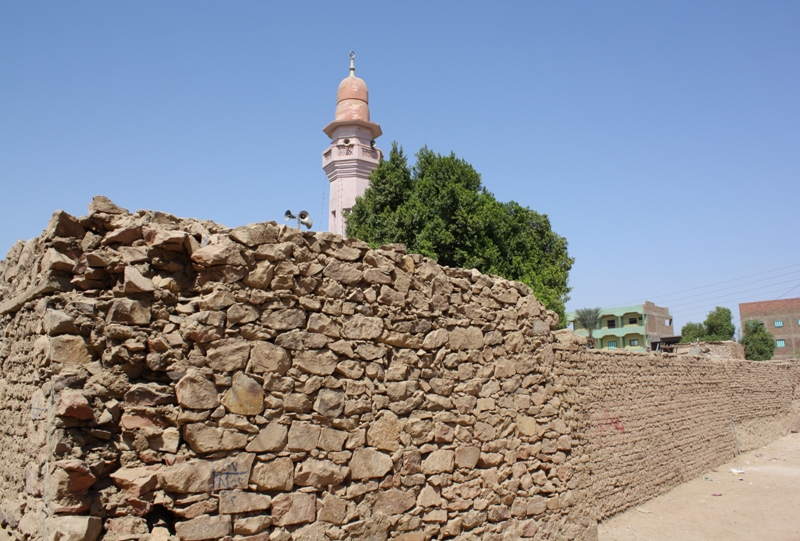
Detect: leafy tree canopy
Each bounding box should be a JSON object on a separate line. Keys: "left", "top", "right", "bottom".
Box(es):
{"left": 740, "top": 320, "right": 776, "bottom": 361}
{"left": 346, "top": 143, "right": 574, "bottom": 323}
{"left": 679, "top": 306, "right": 736, "bottom": 343}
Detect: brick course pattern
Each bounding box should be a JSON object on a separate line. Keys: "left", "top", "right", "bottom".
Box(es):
{"left": 739, "top": 298, "right": 800, "bottom": 360}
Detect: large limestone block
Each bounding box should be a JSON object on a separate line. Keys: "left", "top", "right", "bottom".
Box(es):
{"left": 176, "top": 372, "right": 220, "bottom": 409}
{"left": 313, "top": 388, "right": 345, "bottom": 418}
{"left": 422, "top": 450, "right": 455, "bottom": 474}
{"left": 205, "top": 338, "right": 250, "bottom": 372}
{"left": 245, "top": 422, "right": 288, "bottom": 452}
{"left": 271, "top": 493, "right": 316, "bottom": 527}
{"left": 44, "top": 516, "right": 101, "bottom": 541}
{"left": 263, "top": 308, "right": 307, "bottom": 330}
{"left": 249, "top": 342, "right": 291, "bottom": 375}
{"left": 293, "top": 349, "right": 338, "bottom": 376}
{"left": 251, "top": 458, "right": 294, "bottom": 491}
{"left": 322, "top": 259, "right": 363, "bottom": 285}
{"left": 109, "top": 466, "right": 160, "bottom": 497}
{"left": 183, "top": 424, "right": 248, "bottom": 454}
{"left": 243, "top": 261, "right": 274, "bottom": 289}
{"left": 106, "top": 298, "right": 151, "bottom": 325}
{"left": 287, "top": 421, "right": 321, "bottom": 451}
{"left": 349, "top": 448, "right": 393, "bottom": 480}
{"left": 318, "top": 493, "right": 349, "bottom": 525}
{"left": 174, "top": 514, "right": 232, "bottom": 541}
{"left": 223, "top": 372, "right": 264, "bottom": 415}
{"left": 373, "top": 488, "right": 416, "bottom": 516}
{"left": 159, "top": 461, "right": 213, "bottom": 493}
{"left": 448, "top": 327, "right": 484, "bottom": 350}
{"left": 190, "top": 244, "right": 246, "bottom": 267}
{"left": 342, "top": 315, "right": 384, "bottom": 340}
{"left": 49, "top": 335, "right": 92, "bottom": 365}
{"left": 367, "top": 411, "right": 401, "bottom": 452}
{"left": 123, "top": 266, "right": 155, "bottom": 293}
{"left": 44, "top": 309, "right": 78, "bottom": 336}
{"left": 218, "top": 490, "right": 272, "bottom": 514}
{"left": 294, "top": 459, "right": 349, "bottom": 487}
{"left": 230, "top": 222, "right": 279, "bottom": 247}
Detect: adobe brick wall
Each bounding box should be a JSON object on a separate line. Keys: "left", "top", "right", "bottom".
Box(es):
{"left": 558, "top": 347, "right": 800, "bottom": 521}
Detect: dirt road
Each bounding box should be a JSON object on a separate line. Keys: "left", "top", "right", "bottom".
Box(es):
{"left": 598, "top": 432, "right": 800, "bottom": 541}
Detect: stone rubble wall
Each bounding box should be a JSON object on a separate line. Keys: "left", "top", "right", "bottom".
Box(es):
{"left": 0, "top": 198, "right": 594, "bottom": 541}
{"left": 555, "top": 346, "right": 800, "bottom": 521}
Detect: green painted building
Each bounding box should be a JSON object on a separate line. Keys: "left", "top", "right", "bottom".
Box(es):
{"left": 566, "top": 301, "right": 674, "bottom": 352}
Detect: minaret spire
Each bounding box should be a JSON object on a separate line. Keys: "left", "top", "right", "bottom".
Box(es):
{"left": 322, "top": 53, "right": 382, "bottom": 238}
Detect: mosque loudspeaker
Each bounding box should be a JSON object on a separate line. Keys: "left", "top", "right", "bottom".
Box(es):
{"left": 298, "top": 211, "right": 313, "bottom": 230}
{"left": 284, "top": 210, "right": 296, "bottom": 221}
{"left": 370, "top": 139, "right": 376, "bottom": 148}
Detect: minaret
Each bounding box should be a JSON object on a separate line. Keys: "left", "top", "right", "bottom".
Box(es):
{"left": 322, "top": 52, "right": 382, "bottom": 237}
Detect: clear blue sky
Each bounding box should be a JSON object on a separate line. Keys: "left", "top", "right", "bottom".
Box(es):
{"left": 2, "top": 1, "right": 798, "bottom": 334}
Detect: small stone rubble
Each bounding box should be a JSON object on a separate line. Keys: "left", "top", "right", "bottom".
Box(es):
{"left": 0, "top": 197, "right": 595, "bottom": 541}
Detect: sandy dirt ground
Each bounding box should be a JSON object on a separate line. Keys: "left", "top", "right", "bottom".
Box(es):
{"left": 598, "top": 432, "right": 800, "bottom": 541}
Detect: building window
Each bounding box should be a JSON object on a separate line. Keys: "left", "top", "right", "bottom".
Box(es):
{"left": 628, "top": 317, "right": 637, "bottom": 325}
{"left": 608, "top": 341, "right": 617, "bottom": 350}
{"left": 607, "top": 320, "right": 616, "bottom": 329}
{"left": 776, "top": 339, "right": 786, "bottom": 348}
{"left": 630, "top": 339, "right": 639, "bottom": 346}
{"left": 775, "top": 320, "right": 784, "bottom": 328}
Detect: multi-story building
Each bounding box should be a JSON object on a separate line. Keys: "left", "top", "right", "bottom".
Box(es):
{"left": 739, "top": 297, "right": 800, "bottom": 360}
{"left": 566, "top": 301, "right": 674, "bottom": 352}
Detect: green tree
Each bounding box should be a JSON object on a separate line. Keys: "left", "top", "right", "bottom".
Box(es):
{"left": 347, "top": 143, "right": 574, "bottom": 323}
{"left": 680, "top": 322, "right": 706, "bottom": 343}
{"left": 740, "top": 320, "right": 776, "bottom": 361}
{"left": 704, "top": 306, "right": 736, "bottom": 341}
{"left": 679, "top": 306, "right": 736, "bottom": 343}
{"left": 574, "top": 307, "right": 602, "bottom": 349}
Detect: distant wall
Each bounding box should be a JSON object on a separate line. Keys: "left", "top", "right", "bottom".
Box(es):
{"left": 552, "top": 346, "right": 800, "bottom": 520}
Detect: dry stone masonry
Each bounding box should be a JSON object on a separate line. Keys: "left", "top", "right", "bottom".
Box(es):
{"left": 0, "top": 197, "right": 596, "bottom": 541}
{"left": 2, "top": 197, "right": 798, "bottom": 541}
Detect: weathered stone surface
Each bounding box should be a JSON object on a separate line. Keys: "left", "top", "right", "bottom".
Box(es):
{"left": 183, "top": 424, "right": 248, "bottom": 454}
{"left": 48, "top": 460, "right": 96, "bottom": 498}
{"left": 318, "top": 493, "right": 348, "bottom": 525}
{"left": 263, "top": 308, "right": 307, "bottom": 330}
{"left": 56, "top": 391, "right": 93, "bottom": 420}
{"left": 243, "top": 261, "right": 274, "bottom": 289}
{"left": 271, "top": 493, "right": 316, "bottom": 527}
{"left": 319, "top": 427, "right": 348, "bottom": 452}
{"left": 448, "top": 327, "right": 484, "bottom": 350}
{"left": 123, "top": 266, "right": 155, "bottom": 293}
{"left": 174, "top": 514, "right": 232, "bottom": 541}
{"left": 422, "top": 450, "right": 455, "bottom": 474}
{"left": 230, "top": 223, "right": 279, "bottom": 247}
{"left": 349, "top": 448, "right": 393, "bottom": 479}
{"left": 176, "top": 372, "right": 220, "bottom": 409}
{"left": 158, "top": 460, "right": 213, "bottom": 494}
{"left": 246, "top": 422, "right": 288, "bottom": 452}
{"left": 295, "top": 459, "right": 349, "bottom": 487}
{"left": 367, "top": 411, "right": 401, "bottom": 452}
{"left": 109, "top": 466, "right": 159, "bottom": 497}
{"left": 455, "top": 446, "right": 481, "bottom": 469}
{"left": 373, "top": 489, "right": 416, "bottom": 516}
{"left": 190, "top": 244, "right": 246, "bottom": 267}
{"left": 251, "top": 458, "right": 294, "bottom": 491}
{"left": 421, "top": 328, "right": 449, "bottom": 350}
{"left": 293, "top": 349, "right": 338, "bottom": 375}
{"left": 223, "top": 372, "right": 264, "bottom": 415}
{"left": 323, "top": 259, "right": 363, "bottom": 285}
{"left": 45, "top": 210, "right": 84, "bottom": 239}
{"left": 89, "top": 195, "right": 128, "bottom": 215}
{"left": 49, "top": 335, "right": 92, "bottom": 365}
{"left": 44, "top": 516, "right": 102, "bottom": 541}
{"left": 517, "top": 416, "right": 538, "bottom": 437}
{"left": 342, "top": 315, "right": 384, "bottom": 340}
{"left": 249, "top": 342, "right": 290, "bottom": 375}
{"left": 44, "top": 309, "right": 78, "bottom": 336}
{"left": 227, "top": 303, "right": 260, "bottom": 325}
{"left": 205, "top": 338, "right": 250, "bottom": 372}
{"left": 218, "top": 490, "right": 272, "bottom": 514}
{"left": 313, "top": 388, "right": 345, "bottom": 418}
{"left": 124, "top": 383, "right": 176, "bottom": 406}
{"left": 210, "top": 453, "right": 255, "bottom": 491}
{"left": 233, "top": 515, "right": 272, "bottom": 536}
{"left": 287, "top": 421, "right": 321, "bottom": 451}
{"left": 106, "top": 298, "right": 151, "bottom": 325}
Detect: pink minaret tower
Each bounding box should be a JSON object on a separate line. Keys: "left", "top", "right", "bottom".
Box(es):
{"left": 322, "top": 52, "right": 382, "bottom": 237}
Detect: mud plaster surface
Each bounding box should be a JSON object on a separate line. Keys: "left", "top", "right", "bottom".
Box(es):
{"left": 598, "top": 432, "right": 800, "bottom": 541}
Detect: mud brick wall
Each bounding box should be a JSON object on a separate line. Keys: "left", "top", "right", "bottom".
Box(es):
{"left": 560, "top": 346, "right": 800, "bottom": 521}
{"left": 0, "top": 197, "right": 595, "bottom": 541}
